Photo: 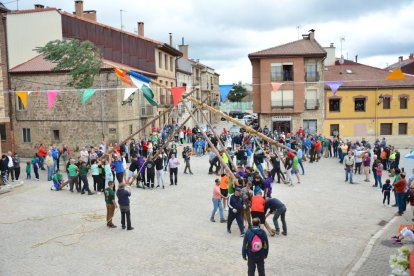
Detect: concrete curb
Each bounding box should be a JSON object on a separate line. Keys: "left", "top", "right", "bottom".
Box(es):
{"left": 347, "top": 216, "right": 398, "bottom": 275}
{"left": 0, "top": 182, "right": 24, "bottom": 195}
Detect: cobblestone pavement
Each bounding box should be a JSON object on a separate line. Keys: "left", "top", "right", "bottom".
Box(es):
{"left": 0, "top": 132, "right": 406, "bottom": 276}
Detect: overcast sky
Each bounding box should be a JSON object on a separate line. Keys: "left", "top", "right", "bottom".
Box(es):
{"left": 7, "top": 0, "right": 414, "bottom": 84}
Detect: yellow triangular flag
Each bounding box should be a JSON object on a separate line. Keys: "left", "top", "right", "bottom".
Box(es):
{"left": 16, "top": 91, "right": 28, "bottom": 108}
{"left": 386, "top": 68, "right": 405, "bottom": 80}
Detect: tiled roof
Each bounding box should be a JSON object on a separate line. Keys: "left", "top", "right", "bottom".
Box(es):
{"left": 9, "top": 54, "right": 157, "bottom": 77}
{"left": 325, "top": 62, "right": 414, "bottom": 89}
{"left": 249, "top": 37, "right": 326, "bottom": 58}
{"left": 386, "top": 58, "right": 414, "bottom": 70}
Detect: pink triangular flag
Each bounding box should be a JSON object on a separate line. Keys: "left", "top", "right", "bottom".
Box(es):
{"left": 326, "top": 81, "right": 343, "bottom": 95}
{"left": 47, "top": 90, "right": 59, "bottom": 109}
{"left": 271, "top": 82, "right": 283, "bottom": 91}
{"left": 170, "top": 87, "right": 186, "bottom": 107}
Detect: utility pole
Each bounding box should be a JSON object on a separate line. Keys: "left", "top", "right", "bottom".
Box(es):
{"left": 296, "top": 25, "right": 301, "bottom": 40}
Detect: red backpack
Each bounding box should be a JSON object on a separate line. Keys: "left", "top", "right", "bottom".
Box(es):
{"left": 251, "top": 234, "right": 263, "bottom": 253}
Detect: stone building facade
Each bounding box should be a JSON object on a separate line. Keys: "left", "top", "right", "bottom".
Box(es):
{"left": 10, "top": 69, "right": 144, "bottom": 157}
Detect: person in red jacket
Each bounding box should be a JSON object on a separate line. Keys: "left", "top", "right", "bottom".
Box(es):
{"left": 394, "top": 173, "right": 407, "bottom": 216}
{"left": 37, "top": 144, "right": 47, "bottom": 170}
{"left": 314, "top": 140, "right": 322, "bottom": 162}
{"left": 251, "top": 190, "right": 266, "bottom": 227}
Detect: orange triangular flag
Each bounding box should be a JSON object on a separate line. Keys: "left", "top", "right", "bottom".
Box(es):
{"left": 271, "top": 82, "right": 283, "bottom": 91}
{"left": 170, "top": 87, "right": 186, "bottom": 107}
{"left": 16, "top": 91, "right": 28, "bottom": 108}
{"left": 386, "top": 68, "right": 405, "bottom": 80}
{"left": 114, "top": 67, "right": 133, "bottom": 86}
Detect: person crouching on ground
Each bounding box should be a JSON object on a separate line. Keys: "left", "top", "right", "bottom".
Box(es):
{"left": 51, "top": 169, "right": 63, "bottom": 191}
{"left": 242, "top": 217, "right": 269, "bottom": 276}
{"left": 116, "top": 183, "right": 133, "bottom": 230}
{"left": 105, "top": 181, "right": 118, "bottom": 228}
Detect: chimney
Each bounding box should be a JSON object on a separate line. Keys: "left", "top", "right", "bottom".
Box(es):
{"left": 355, "top": 55, "right": 358, "bottom": 63}
{"left": 330, "top": 43, "right": 334, "bottom": 48}
{"left": 34, "top": 4, "right": 44, "bottom": 9}
{"left": 83, "top": 10, "right": 97, "bottom": 21}
{"left": 409, "top": 53, "right": 413, "bottom": 60}
{"left": 75, "top": 1, "right": 83, "bottom": 17}
{"left": 309, "top": 29, "right": 315, "bottom": 40}
{"left": 399, "top": 56, "right": 404, "bottom": 63}
{"left": 169, "top": 33, "right": 173, "bottom": 46}
{"left": 138, "top": 22, "right": 144, "bottom": 36}
{"left": 178, "top": 37, "right": 189, "bottom": 59}
{"left": 323, "top": 43, "right": 336, "bottom": 66}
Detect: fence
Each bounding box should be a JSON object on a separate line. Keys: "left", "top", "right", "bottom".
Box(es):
{"left": 220, "top": 101, "right": 253, "bottom": 113}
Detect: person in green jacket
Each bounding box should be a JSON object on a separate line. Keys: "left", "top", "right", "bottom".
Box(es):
{"left": 79, "top": 160, "right": 93, "bottom": 195}
{"left": 51, "top": 169, "right": 63, "bottom": 191}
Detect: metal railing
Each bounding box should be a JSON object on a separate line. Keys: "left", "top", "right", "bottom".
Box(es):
{"left": 305, "top": 99, "right": 320, "bottom": 109}
{"left": 141, "top": 106, "right": 154, "bottom": 117}
{"left": 305, "top": 72, "right": 320, "bottom": 82}
{"left": 271, "top": 100, "right": 294, "bottom": 108}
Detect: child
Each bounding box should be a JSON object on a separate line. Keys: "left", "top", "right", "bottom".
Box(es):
{"left": 264, "top": 170, "right": 273, "bottom": 199}
{"left": 51, "top": 169, "right": 63, "bottom": 191}
{"left": 26, "top": 161, "right": 31, "bottom": 179}
{"left": 382, "top": 179, "right": 392, "bottom": 207}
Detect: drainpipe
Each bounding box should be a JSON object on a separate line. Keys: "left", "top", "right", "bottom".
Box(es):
{"left": 4, "top": 14, "right": 15, "bottom": 153}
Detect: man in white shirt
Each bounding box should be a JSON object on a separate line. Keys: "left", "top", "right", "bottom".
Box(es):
{"left": 7, "top": 151, "right": 14, "bottom": 182}
{"left": 168, "top": 154, "right": 180, "bottom": 186}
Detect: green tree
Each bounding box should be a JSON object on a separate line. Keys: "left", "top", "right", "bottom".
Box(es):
{"left": 35, "top": 39, "right": 102, "bottom": 89}
{"left": 227, "top": 82, "right": 247, "bottom": 102}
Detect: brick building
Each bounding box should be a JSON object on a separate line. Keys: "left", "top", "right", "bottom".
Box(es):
{"left": 248, "top": 30, "right": 326, "bottom": 134}
{"left": 0, "top": 3, "right": 12, "bottom": 153}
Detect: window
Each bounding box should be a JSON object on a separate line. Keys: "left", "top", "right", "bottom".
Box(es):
{"left": 330, "top": 124, "right": 340, "bottom": 137}
{"left": 400, "top": 96, "right": 408, "bottom": 109}
{"left": 305, "top": 63, "right": 318, "bottom": 82}
{"left": 164, "top": 54, "right": 168, "bottom": 70}
{"left": 129, "top": 124, "right": 133, "bottom": 135}
{"left": 0, "top": 124, "right": 6, "bottom": 141}
{"left": 16, "top": 95, "right": 26, "bottom": 111}
{"left": 354, "top": 98, "right": 366, "bottom": 112}
{"left": 52, "top": 130, "right": 60, "bottom": 141}
{"left": 271, "top": 90, "right": 293, "bottom": 108}
{"left": 399, "top": 123, "right": 407, "bottom": 135}
{"left": 380, "top": 123, "right": 392, "bottom": 135}
{"left": 271, "top": 63, "right": 293, "bottom": 82}
{"left": 170, "top": 57, "right": 174, "bottom": 72}
{"left": 303, "top": 119, "right": 317, "bottom": 134}
{"left": 383, "top": 97, "right": 390, "bottom": 109}
{"left": 158, "top": 52, "right": 162, "bottom": 68}
{"left": 305, "top": 89, "right": 319, "bottom": 109}
{"left": 329, "top": 99, "right": 340, "bottom": 112}
{"left": 23, "top": 128, "right": 31, "bottom": 143}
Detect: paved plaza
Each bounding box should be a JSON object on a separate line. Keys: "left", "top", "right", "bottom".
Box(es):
{"left": 0, "top": 136, "right": 408, "bottom": 275}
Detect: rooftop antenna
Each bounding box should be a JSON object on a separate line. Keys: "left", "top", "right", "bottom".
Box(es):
{"left": 340, "top": 36, "right": 345, "bottom": 63}
{"left": 120, "top": 9, "right": 127, "bottom": 63}
{"left": 296, "top": 25, "right": 301, "bottom": 40}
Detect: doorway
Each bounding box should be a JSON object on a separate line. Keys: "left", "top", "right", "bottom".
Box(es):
{"left": 273, "top": 121, "right": 291, "bottom": 133}
{"left": 330, "top": 124, "right": 339, "bottom": 137}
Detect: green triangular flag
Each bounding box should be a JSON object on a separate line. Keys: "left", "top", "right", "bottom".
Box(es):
{"left": 82, "top": 89, "right": 96, "bottom": 104}
{"left": 141, "top": 85, "right": 158, "bottom": 106}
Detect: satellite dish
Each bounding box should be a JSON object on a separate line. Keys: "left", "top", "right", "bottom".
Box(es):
{"left": 339, "top": 55, "right": 344, "bottom": 65}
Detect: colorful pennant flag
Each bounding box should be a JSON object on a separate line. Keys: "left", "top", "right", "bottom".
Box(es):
{"left": 123, "top": 88, "right": 138, "bottom": 101}
{"left": 16, "top": 91, "right": 28, "bottom": 109}
{"left": 271, "top": 82, "right": 283, "bottom": 91}
{"left": 170, "top": 87, "right": 186, "bottom": 107}
{"left": 326, "top": 81, "right": 344, "bottom": 95}
{"left": 47, "top": 90, "right": 59, "bottom": 109}
{"left": 82, "top": 89, "right": 96, "bottom": 104}
{"left": 219, "top": 85, "right": 233, "bottom": 103}
{"left": 141, "top": 85, "right": 158, "bottom": 106}
{"left": 128, "top": 70, "right": 152, "bottom": 85}
{"left": 386, "top": 68, "right": 405, "bottom": 80}
{"left": 114, "top": 67, "right": 133, "bottom": 86}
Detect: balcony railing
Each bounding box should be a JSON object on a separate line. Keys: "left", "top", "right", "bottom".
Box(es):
{"left": 305, "top": 99, "right": 320, "bottom": 109}
{"left": 141, "top": 106, "right": 154, "bottom": 117}
{"left": 305, "top": 72, "right": 320, "bottom": 82}
{"left": 271, "top": 100, "right": 294, "bottom": 108}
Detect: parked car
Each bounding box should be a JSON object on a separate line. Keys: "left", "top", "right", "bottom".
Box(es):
{"left": 229, "top": 111, "right": 244, "bottom": 119}
{"left": 221, "top": 111, "right": 228, "bottom": 121}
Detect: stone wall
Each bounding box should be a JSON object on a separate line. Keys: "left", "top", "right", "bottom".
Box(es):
{"left": 10, "top": 71, "right": 145, "bottom": 157}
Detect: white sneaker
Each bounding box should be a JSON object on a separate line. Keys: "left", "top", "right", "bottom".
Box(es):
{"left": 387, "top": 205, "right": 392, "bottom": 208}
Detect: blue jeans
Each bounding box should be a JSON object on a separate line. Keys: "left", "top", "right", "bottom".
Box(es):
{"left": 47, "top": 165, "right": 54, "bottom": 181}
{"left": 298, "top": 159, "right": 305, "bottom": 175}
{"left": 339, "top": 152, "right": 344, "bottom": 163}
{"left": 197, "top": 146, "right": 203, "bottom": 156}
{"left": 211, "top": 198, "right": 224, "bottom": 220}
{"left": 345, "top": 168, "right": 353, "bottom": 183}
{"left": 396, "top": 192, "right": 406, "bottom": 214}
{"left": 375, "top": 174, "right": 382, "bottom": 188}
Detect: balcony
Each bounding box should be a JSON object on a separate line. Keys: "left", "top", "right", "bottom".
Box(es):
{"left": 305, "top": 99, "right": 320, "bottom": 110}
{"left": 271, "top": 100, "right": 294, "bottom": 108}
{"left": 159, "top": 95, "right": 172, "bottom": 107}
{"left": 141, "top": 105, "right": 155, "bottom": 117}
{"left": 305, "top": 72, "right": 320, "bottom": 82}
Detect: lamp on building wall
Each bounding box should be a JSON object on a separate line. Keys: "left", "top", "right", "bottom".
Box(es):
{"left": 121, "top": 98, "right": 133, "bottom": 106}
{"left": 377, "top": 94, "right": 384, "bottom": 106}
